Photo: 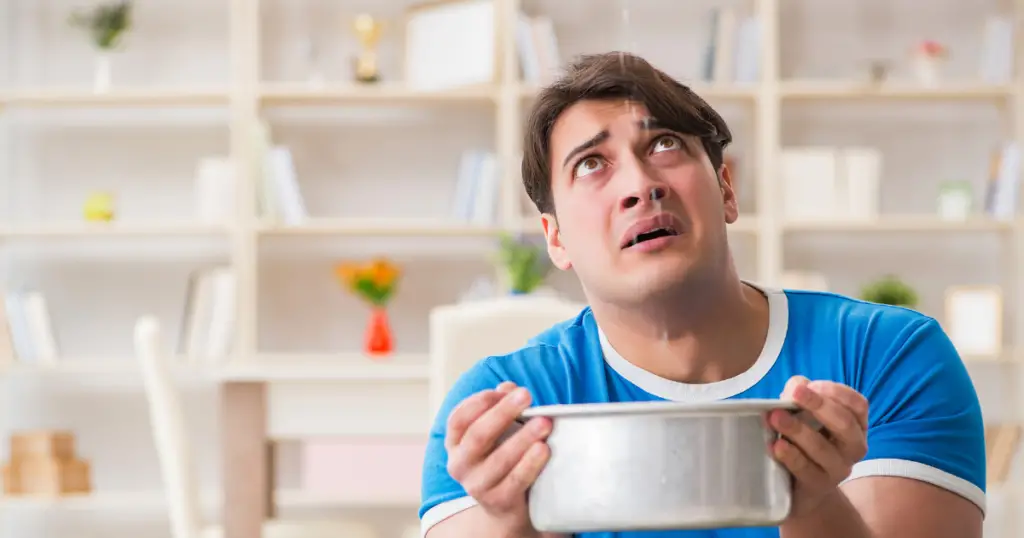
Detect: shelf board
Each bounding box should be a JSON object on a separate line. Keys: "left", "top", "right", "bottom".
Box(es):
{"left": 0, "top": 488, "right": 417, "bottom": 511}
{"left": 0, "top": 354, "right": 430, "bottom": 381}
{"left": 0, "top": 357, "right": 211, "bottom": 376}
{"left": 0, "top": 222, "right": 231, "bottom": 239}
{"left": 259, "top": 82, "right": 497, "bottom": 106}
{"left": 783, "top": 216, "right": 1015, "bottom": 233}
{"left": 0, "top": 88, "right": 230, "bottom": 108}
{"left": 257, "top": 218, "right": 504, "bottom": 237}
{"left": 212, "top": 353, "right": 430, "bottom": 382}
{"left": 780, "top": 80, "right": 1013, "bottom": 101}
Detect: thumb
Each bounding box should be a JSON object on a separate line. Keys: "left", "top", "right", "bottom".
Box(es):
{"left": 780, "top": 375, "right": 810, "bottom": 401}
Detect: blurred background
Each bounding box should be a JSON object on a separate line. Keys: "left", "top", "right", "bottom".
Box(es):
{"left": 0, "top": 0, "right": 1021, "bottom": 537}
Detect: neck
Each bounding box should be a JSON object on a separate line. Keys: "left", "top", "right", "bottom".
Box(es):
{"left": 591, "top": 271, "right": 770, "bottom": 385}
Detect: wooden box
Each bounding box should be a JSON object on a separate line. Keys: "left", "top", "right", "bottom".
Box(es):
{"left": 10, "top": 431, "right": 76, "bottom": 462}
{"left": 2, "top": 457, "right": 91, "bottom": 496}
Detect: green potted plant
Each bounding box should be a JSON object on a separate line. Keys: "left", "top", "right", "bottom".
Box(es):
{"left": 494, "top": 234, "right": 551, "bottom": 295}
{"left": 69, "top": 1, "right": 133, "bottom": 92}
{"left": 860, "top": 275, "right": 918, "bottom": 308}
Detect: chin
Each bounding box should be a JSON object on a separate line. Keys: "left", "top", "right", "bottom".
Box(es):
{"left": 619, "top": 261, "right": 693, "bottom": 297}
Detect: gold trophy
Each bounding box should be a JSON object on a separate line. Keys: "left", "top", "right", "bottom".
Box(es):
{"left": 352, "top": 14, "right": 382, "bottom": 83}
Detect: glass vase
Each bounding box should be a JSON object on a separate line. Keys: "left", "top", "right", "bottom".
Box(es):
{"left": 912, "top": 55, "right": 942, "bottom": 87}
{"left": 364, "top": 307, "right": 394, "bottom": 358}
{"left": 93, "top": 52, "right": 112, "bottom": 93}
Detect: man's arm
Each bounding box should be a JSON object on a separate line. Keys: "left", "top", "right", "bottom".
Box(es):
{"left": 784, "top": 316, "right": 985, "bottom": 538}
{"left": 420, "top": 361, "right": 562, "bottom": 538}
{"left": 780, "top": 478, "right": 982, "bottom": 538}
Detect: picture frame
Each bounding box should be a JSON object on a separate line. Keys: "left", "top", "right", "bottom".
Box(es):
{"left": 944, "top": 285, "right": 1003, "bottom": 357}
{"left": 403, "top": 0, "right": 500, "bottom": 91}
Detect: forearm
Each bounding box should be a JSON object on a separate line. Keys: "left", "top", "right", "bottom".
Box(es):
{"left": 781, "top": 489, "right": 873, "bottom": 538}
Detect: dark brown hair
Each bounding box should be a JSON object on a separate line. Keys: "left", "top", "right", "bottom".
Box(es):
{"left": 521, "top": 52, "right": 733, "bottom": 215}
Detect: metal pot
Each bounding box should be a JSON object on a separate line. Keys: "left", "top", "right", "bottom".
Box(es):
{"left": 520, "top": 399, "right": 806, "bottom": 533}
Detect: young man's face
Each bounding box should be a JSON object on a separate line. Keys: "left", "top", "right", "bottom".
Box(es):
{"left": 540, "top": 98, "right": 738, "bottom": 304}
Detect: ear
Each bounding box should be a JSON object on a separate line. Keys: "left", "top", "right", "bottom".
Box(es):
{"left": 541, "top": 213, "right": 573, "bottom": 271}
{"left": 718, "top": 161, "right": 739, "bottom": 224}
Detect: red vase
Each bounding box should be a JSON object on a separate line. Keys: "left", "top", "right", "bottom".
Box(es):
{"left": 364, "top": 307, "right": 394, "bottom": 357}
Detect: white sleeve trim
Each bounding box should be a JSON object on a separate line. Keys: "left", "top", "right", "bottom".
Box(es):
{"left": 420, "top": 496, "right": 479, "bottom": 537}
{"left": 843, "top": 458, "right": 986, "bottom": 516}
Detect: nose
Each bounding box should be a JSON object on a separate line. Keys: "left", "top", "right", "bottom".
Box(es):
{"left": 617, "top": 156, "right": 669, "bottom": 211}
{"left": 620, "top": 186, "right": 667, "bottom": 210}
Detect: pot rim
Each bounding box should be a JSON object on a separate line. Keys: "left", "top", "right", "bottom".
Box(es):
{"left": 521, "top": 398, "right": 798, "bottom": 419}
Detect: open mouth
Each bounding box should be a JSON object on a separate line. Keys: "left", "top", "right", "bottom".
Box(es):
{"left": 623, "top": 226, "right": 679, "bottom": 249}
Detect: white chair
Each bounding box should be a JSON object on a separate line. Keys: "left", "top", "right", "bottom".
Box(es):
{"left": 133, "top": 316, "right": 377, "bottom": 538}
{"left": 427, "top": 294, "right": 586, "bottom": 419}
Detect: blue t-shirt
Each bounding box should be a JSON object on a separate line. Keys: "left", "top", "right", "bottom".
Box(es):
{"left": 419, "top": 285, "right": 986, "bottom": 537}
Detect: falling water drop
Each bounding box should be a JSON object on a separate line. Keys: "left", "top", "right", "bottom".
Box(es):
{"left": 619, "top": 0, "right": 641, "bottom": 121}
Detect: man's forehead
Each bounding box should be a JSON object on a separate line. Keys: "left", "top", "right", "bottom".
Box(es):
{"left": 556, "top": 99, "right": 652, "bottom": 132}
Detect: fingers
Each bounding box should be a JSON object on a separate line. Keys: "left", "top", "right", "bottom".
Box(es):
{"left": 809, "top": 380, "right": 869, "bottom": 430}
{"left": 794, "top": 383, "right": 868, "bottom": 463}
{"left": 771, "top": 377, "right": 870, "bottom": 489}
{"left": 496, "top": 381, "right": 516, "bottom": 394}
{"left": 769, "top": 408, "right": 846, "bottom": 482}
{"left": 780, "top": 375, "right": 809, "bottom": 401}
{"left": 445, "top": 389, "right": 506, "bottom": 451}
{"left": 446, "top": 385, "right": 535, "bottom": 482}
{"left": 771, "top": 437, "right": 832, "bottom": 491}
{"left": 462, "top": 417, "right": 552, "bottom": 503}
{"left": 481, "top": 441, "right": 551, "bottom": 511}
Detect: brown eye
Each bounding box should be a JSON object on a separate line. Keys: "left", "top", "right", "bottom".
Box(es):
{"left": 652, "top": 135, "right": 680, "bottom": 153}
{"left": 574, "top": 156, "right": 604, "bottom": 178}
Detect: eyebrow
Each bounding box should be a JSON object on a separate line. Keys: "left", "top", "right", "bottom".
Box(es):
{"left": 560, "top": 118, "right": 667, "bottom": 169}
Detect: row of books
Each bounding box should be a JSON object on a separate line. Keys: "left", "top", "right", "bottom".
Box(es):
{"left": 255, "top": 121, "right": 309, "bottom": 225}
{"left": 0, "top": 290, "right": 59, "bottom": 364}
{"left": 701, "top": 6, "right": 761, "bottom": 85}
{"left": 0, "top": 266, "right": 237, "bottom": 366}
{"left": 177, "top": 266, "right": 236, "bottom": 362}
{"left": 517, "top": 13, "right": 560, "bottom": 85}
{"left": 779, "top": 142, "right": 1020, "bottom": 222}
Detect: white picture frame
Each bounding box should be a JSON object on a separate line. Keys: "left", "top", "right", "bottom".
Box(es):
{"left": 403, "top": 0, "right": 499, "bottom": 91}
{"left": 944, "top": 285, "right": 1003, "bottom": 357}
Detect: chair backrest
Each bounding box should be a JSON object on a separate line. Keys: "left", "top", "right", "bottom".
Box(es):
{"left": 134, "top": 316, "right": 203, "bottom": 538}
{"left": 427, "top": 294, "right": 585, "bottom": 419}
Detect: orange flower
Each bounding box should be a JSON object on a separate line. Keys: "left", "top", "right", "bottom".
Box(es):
{"left": 333, "top": 258, "right": 402, "bottom": 307}
{"left": 335, "top": 262, "right": 362, "bottom": 288}
{"left": 368, "top": 258, "right": 399, "bottom": 288}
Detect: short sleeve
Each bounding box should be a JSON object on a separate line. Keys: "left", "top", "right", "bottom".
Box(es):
{"left": 418, "top": 359, "right": 503, "bottom": 534}
{"left": 846, "top": 317, "right": 987, "bottom": 515}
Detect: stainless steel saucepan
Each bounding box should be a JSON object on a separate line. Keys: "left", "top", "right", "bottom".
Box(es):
{"left": 517, "top": 399, "right": 815, "bottom": 534}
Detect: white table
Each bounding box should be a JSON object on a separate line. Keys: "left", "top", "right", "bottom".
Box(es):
{"left": 213, "top": 356, "right": 430, "bottom": 538}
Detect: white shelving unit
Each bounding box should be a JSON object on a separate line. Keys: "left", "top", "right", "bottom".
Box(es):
{"left": 1, "top": 0, "right": 1023, "bottom": 536}
{"left": 2, "top": 0, "right": 1013, "bottom": 370}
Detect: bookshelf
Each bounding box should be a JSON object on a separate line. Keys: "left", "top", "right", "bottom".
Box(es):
{"left": 0, "top": 0, "right": 1022, "bottom": 536}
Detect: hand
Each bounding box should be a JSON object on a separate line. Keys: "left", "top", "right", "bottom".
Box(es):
{"left": 445, "top": 382, "right": 553, "bottom": 530}
{"left": 768, "top": 376, "right": 869, "bottom": 518}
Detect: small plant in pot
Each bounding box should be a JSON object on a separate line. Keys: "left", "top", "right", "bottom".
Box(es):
{"left": 69, "top": 1, "right": 133, "bottom": 92}
{"left": 495, "top": 233, "right": 551, "bottom": 295}
{"left": 860, "top": 275, "right": 918, "bottom": 308}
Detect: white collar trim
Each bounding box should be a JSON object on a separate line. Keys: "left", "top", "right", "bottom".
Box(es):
{"left": 598, "top": 282, "right": 788, "bottom": 402}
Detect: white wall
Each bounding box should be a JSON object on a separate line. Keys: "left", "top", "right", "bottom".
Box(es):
{"left": 1, "top": 0, "right": 1020, "bottom": 537}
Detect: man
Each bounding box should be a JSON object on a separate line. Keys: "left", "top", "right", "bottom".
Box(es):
{"left": 419, "top": 52, "right": 986, "bottom": 537}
